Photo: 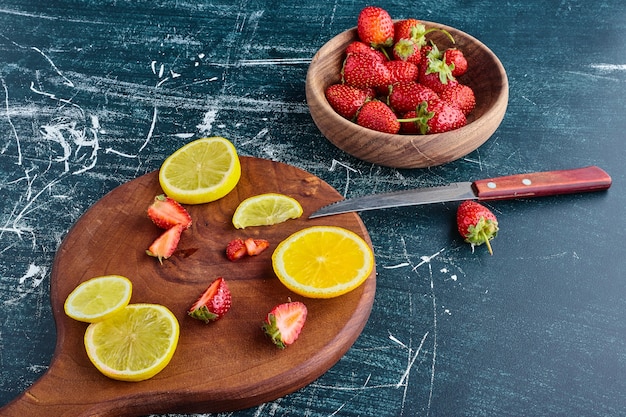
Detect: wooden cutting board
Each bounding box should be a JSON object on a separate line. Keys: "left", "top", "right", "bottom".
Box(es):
{"left": 1, "top": 156, "right": 376, "bottom": 417}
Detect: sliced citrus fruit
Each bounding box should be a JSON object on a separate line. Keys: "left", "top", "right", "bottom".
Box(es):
{"left": 271, "top": 226, "right": 374, "bottom": 298}
{"left": 159, "top": 136, "right": 241, "bottom": 204}
{"left": 232, "top": 193, "right": 303, "bottom": 229}
{"left": 64, "top": 275, "right": 132, "bottom": 323}
{"left": 84, "top": 303, "right": 180, "bottom": 382}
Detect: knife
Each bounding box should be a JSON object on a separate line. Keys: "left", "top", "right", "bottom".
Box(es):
{"left": 309, "top": 166, "right": 612, "bottom": 218}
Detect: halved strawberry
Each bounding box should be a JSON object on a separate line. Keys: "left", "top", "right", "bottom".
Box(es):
{"left": 226, "top": 238, "right": 247, "bottom": 261}
{"left": 262, "top": 301, "right": 307, "bottom": 349}
{"left": 146, "top": 224, "right": 184, "bottom": 264}
{"left": 188, "top": 277, "right": 232, "bottom": 323}
{"left": 147, "top": 194, "right": 192, "bottom": 230}
{"left": 244, "top": 238, "right": 270, "bottom": 256}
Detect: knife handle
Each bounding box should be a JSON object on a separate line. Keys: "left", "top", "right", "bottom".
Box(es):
{"left": 473, "top": 166, "right": 612, "bottom": 200}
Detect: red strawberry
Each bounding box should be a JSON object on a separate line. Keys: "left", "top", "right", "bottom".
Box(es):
{"left": 424, "top": 99, "right": 467, "bottom": 133}
{"left": 357, "top": 6, "right": 394, "bottom": 49}
{"left": 345, "top": 41, "right": 387, "bottom": 62}
{"left": 356, "top": 100, "right": 400, "bottom": 134}
{"left": 226, "top": 238, "right": 247, "bottom": 261}
{"left": 325, "top": 84, "right": 374, "bottom": 120}
{"left": 398, "top": 109, "right": 430, "bottom": 134}
{"left": 147, "top": 194, "right": 192, "bottom": 230}
{"left": 244, "top": 238, "right": 270, "bottom": 256}
{"left": 146, "top": 224, "right": 184, "bottom": 264}
{"left": 342, "top": 53, "right": 391, "bottom": 88}
{"left": 443, "top": 48, "right": 468, "bottom": 77}
{"left": 439, "top": 83, "right": 476, "bottom": 115}
{"left": 262, "top": 301, "right": 307, "bottom": 349}
{"left": 392, "top": 38, "right": 422, "bottom": 65}
{"left": 393, "top": 18, "right": 423, "bottom": 43}
{"left": 188, "top": 277, "right": 232, "bottom": 323}
{"left": 385, "top": 60, "right": 419, "bottom": 84}
{"left": 418, "top": 44, "right": 457, "bottom": 93}
{"left": 456, "top": 200, "right": 499, "bottom": 255}
{"left": 388, "top": 81, "right": 438, "bottom": 114}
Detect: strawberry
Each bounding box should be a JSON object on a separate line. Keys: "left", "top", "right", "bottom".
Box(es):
{"left": 392, "top": 38, "right": 422, "bottom": 65}
{"left": 356, "top": 100, "right": 400, "bottom": 134}
{"left": 357, "top": 6, "right": 394, "bottom": 49}
{"left": 443, "top": 48, "right": 468, "bottom": 77}
{"left": 345, "top": 41, "right": 387, "bottom": 62}
{"left": 388, "top": 81, "right": 438, "bottom": 114}
{"left": 244, "top": 238, "right": 270, "bottom": 256}
{"left": 188, "top": 277, "right": 232, "bottom": 323}
{"left": 262, "top": 301, "right": 307, "bottom": 349}
{"left": 456, "top": 200, "right": 499, "bottom": 255}
{"left": 325, "top": 84, "right": 374, "bottom": 120}
{"left": 147, "top": 194, "right": 192, "bottom": 230}
{"left": 439, "top": 83, "right": 476, "bottom": 115}
{"left": 385, "top": 60, "right": 419, "bottom": 84}
{"left": 418, "top": 44, "right": 457, "bottom": 93}
{"left": 423, "top": 99, "right": 467, "bottom": 133}
{"left": 342, "top": 53, "right": 391, "bottom": 88}
{"left": 226, "top": 238, "right": 247, "bottom": 261}
{"left": 398, "top": 109, "right": 430, "bottom": 134}
{"left": 393, "top": 18, "right": 423, "bottom": 43}
{"left": 146, "top": 224, "right": 184, "bottom": 264}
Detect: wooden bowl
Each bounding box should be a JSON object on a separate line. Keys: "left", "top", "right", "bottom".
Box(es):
{"left": 305, "top": 22, "right": 509, "bottom": 169}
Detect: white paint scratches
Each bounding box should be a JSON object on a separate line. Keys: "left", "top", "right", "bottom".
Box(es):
{"left": 31, "top": 46, "right": 74, "bottom": 87}
{"left": 1, "top": 76, "right": 21, "bottom": 164}
{"left": 590, "top": 63, "right": 626, "bottom": 72}
{"left": 3, "top": 264, "right": 48, "bottom": 305}
{"left": 329, "top": 159, "right": 359, "bottom": 197}
{"left": 197, "top": 108, "right": 219, "bottom": 135}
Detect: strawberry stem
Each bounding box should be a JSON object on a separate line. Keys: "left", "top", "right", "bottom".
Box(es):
{"left": 482, "top": 231, "right": 494, "bottom": 255}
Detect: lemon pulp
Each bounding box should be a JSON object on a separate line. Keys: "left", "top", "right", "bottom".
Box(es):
{"left": 84, "top": 303, "right": 180, "bottom": 382}
{"left": 64, "top": 275, "right": 132, "bottom": 323}
{"left": 159, "top": 137, "right": 241, "bottom": 204}
{"left": 271, "top": 226, "right": 374, "bottom": 298}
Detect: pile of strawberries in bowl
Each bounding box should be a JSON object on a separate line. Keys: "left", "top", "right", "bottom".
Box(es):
{"left": 327, "top": 6, "right": 475, "bottom": 134}
{"left": 305, "top": 6, "right": 508, "bottom": 168}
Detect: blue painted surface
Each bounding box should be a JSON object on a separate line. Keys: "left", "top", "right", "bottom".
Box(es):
{"left": 1, "top": 1, "right": 625, "bottom": 415}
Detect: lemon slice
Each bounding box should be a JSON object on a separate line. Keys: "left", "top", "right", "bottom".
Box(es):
{"left": 159, "top": 137, "right": 241, "bottom": 204}
{"left": 84, "top": 303, "right": 180, "bottom": 382}
{"left": 272, "top": 226, "right": 374, "bottom": 298}
{"left": 232, "top": 193, "right": 303, "bottom": 229}
{"left": 64, "top": 275, "right": 132, "bottom": 323}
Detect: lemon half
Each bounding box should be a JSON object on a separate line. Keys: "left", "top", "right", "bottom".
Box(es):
{"left": 84, "top": 303, "right": 180, "bottom": 382}
{"left": 159, "top": 137, "right": 241, "bottom": 204}
{"left": 272, "top": 226, "right": 374, "bottom": 298}
{"left": 64, "top": 275, "right": 132, "bottom": 323}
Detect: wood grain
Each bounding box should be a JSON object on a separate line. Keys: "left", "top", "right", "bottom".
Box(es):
{"left": 1, "top": 157, "right": 376, "bottom": 417}
{"left": 305, "top": 22, "right": 509, "bottom": 168}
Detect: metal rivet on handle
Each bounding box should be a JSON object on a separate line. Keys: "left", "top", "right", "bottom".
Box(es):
{"left": 522, "top": 178, "right": 532, "bottom": 185}
{"left": 487, "top": 182, "right": 496, "bottom": 189}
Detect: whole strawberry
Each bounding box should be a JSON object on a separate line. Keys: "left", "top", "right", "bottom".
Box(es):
{"left": 422, "top": 99, "right": 467, "bottom": 133}
{"left": 345, "top": 41, "right": 387, "bottom": 62}
{"left": 439, "top": 83, "right": 476, "bottom": 115}
{"left": 385, "top": 60, "right": 419, "bottom": 84}
{"left": 388, "top": 81, "right": 438, "bottom": 114}
{"left": 357, "top": 6, "right": 394, "bottom": 49}
{"left": 356, "top": 100, "right": 400, "bottom": 134}
{"left": 325, "top": 84, "right": 374, "bottom": 120}
{"left": 342, "top": 53, "right": 391, "bottom": 88}
{"left": 418, "top": 44, "right": 457, "bottom": 94}
{"left": 188, "top": 277, "right": 232, "bottom": 323}
{"left": 456, "top": 200, "right": 499, "bottom": 255}
{"left": 443, "top": 48, "right": 468, "bottom": 77}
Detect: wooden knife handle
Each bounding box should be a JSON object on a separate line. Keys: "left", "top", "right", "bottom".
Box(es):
{"left": 473, "top": 166, "right": 612, "bottom": 200}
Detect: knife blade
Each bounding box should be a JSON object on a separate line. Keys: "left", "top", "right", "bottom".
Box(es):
{"left": 309, "top": 166, "right": 612, "bottom": 218}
